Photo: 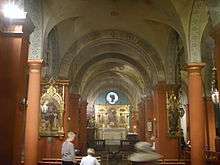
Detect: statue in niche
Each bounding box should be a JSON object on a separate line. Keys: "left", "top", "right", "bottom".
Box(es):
{"left": 99, "top": 114, "right": 105, "bottom": 127}
{"left": 107, "top": 108, "right": 117, "bottom": 127}
{"left": 100, "top": 113, "right": 104, "bottom": 123}
{"left": 119, "top": 113, "right": 126, "bottom": 127}
{"left": 96, "top": 114, "right": 101, "bottom": 127}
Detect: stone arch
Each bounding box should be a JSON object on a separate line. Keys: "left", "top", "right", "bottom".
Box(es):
{"left": 59, "top": 30, "right": 165, "bottom": 84}
{"left": 43, "top": 0, "right": 184, "bottom": 42}
{"left": 71, "top": 53, "right": 149, "bottom": 94}
{"left": 201, "top": 21, "right": 215, "bottom": 95}
{"left": 188, "top": 0, "right": 209, "bottom": 62}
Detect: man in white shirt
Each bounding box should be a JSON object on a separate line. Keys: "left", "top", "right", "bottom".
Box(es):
{"left": 80, "top": 148, "right": 100, "bottom": 165}
{"left": 61, "top": 132, "right": 76, "bottom": 165}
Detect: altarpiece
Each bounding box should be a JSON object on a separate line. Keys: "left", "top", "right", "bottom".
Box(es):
{"left": 39, "top": 80, "right": 68, "bottom": 137}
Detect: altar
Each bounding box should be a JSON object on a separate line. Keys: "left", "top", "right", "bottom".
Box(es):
{"left": 94, "top": 100, "right": 130, "bottom": 145}
{"left": 96, "top": 127, "right": 127, "bottom": 145}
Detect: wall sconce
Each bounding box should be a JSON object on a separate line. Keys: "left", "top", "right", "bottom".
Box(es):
{"left": 133, "top": 125, "right": 137, "bottom": 133}
{"left": 211, "top": 67, "right": 219, "bottom": 104}
{"left": 153, "top": 118, "right": 157, "bottom": 138}
{"left": 19, "top": 97, "right": 27, "bottom": 110}
{"left": 67, "top": 116, "right": 71, "bottom": 132}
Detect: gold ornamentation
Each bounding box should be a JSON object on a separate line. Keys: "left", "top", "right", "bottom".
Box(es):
{"left": 94, "top": 104, "right": 130, "bottom": 129}
{"left": 39, "top": 82, "right": 65, "bottom": 137}
{"left": 166, "top": 90, "right": 182, "bottom": 138}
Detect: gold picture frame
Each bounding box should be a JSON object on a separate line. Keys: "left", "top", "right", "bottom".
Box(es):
{"left": 39, "top": 84, "right": 64, "bottom": 137}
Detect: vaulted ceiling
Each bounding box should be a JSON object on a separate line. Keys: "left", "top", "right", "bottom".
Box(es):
{"left": 41, "top": 0, "right": 211, "bottom": 105}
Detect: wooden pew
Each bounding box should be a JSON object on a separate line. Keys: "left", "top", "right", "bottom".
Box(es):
{"left": 39, "top": 156, "right": 101, "bottom": 164}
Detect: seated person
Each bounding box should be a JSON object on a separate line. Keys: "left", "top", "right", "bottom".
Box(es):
{"left": 80, "top": 148, "right": 100, "bottom": 165}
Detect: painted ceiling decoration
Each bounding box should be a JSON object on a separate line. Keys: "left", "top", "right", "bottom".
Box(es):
{"left": 25, "top": 0, "right": 220, "bottom": 106}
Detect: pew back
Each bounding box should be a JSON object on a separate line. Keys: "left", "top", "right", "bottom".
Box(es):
{"left": 39, "top": 156, "right": 101, "bottom": 165}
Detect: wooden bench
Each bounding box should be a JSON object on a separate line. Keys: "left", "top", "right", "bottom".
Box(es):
{"left": 39, "top": 156, "right": 101, "bottom": 164}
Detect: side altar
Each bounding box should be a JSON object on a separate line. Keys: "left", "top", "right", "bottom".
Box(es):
{"left": 97, "top": 127, "right": 127, "bottom": 140}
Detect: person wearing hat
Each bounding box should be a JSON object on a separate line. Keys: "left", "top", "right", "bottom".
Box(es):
{"left": 80, "top": 148, "right": 100, "bottom": 165}
{"left": 61, "top": 132, "right": 76, "bottom": 165}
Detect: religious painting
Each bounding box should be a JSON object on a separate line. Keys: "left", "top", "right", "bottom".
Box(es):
{"left": 39, "top": 84, "right": 64, "bottom": 137}
{"left": 94, "top": 105, "right": 130, "bottom": 129}
{"left": 166, "top": 90, "right": 182, "bottom": 138}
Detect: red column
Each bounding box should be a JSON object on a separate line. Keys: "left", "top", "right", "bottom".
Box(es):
{"left": 69, "top": 94, "right": 80, "bottom": 146}
{"left": 187, "top": 63, "right": 205, "bottom": 165}
{"left": 24, "top": 59, "right": 42, "bottom": 165}
{"left": 79, "top": 101, "right": 88, "bottom": 154}
{"left": 138, "top": 100, "right": 146, "bottom": 141}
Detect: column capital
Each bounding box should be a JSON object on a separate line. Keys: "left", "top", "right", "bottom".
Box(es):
{"left": 28, "top": 59, "right": 43, "bottom": 72}
{"left": 187, "top": 63, "right": 205, "bottom": 73}
{"left": 28, "top": 59, "right": 43, "bottom": 64}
